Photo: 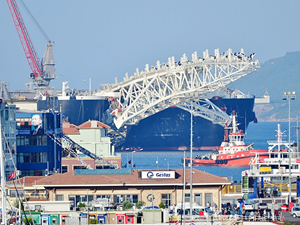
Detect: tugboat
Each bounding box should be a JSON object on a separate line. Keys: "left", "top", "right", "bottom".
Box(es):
{"left": 185, "top": 111, "right": 269, "bottom": 166}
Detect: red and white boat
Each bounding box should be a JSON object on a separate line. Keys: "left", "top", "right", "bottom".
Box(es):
{"left": 185, "top": 111, "right": 269, "bottom": 166}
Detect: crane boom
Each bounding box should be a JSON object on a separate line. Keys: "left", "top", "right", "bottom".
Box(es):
{"left": 7, "top": 0, "right": 42, "bottom": 78}
{"left": 7, "top": 0, "right": 56, "bottom": 87}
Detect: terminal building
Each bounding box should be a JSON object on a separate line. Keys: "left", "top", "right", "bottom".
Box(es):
{"left": 33, "top": 168, "right": 230, "bottom": 210}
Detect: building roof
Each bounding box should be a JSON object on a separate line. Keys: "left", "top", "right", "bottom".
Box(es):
{"left": 7, "top": 176, "right": 46, "bottom": 188}
{"left": 77, "top": 120, "right": 110, "bottom": 129}
{"left": 34, "top": 169, "right": 231, "bottom": 188}
{"left": 63, "top": 120, "right": 110, "bottom": 134}
{"left": 62, "top": 122, "right": 79, "bottom": 134}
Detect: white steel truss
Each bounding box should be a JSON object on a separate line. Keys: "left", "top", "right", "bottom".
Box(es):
{"left": 176, "top": 99, "right": 231, "bottom": 126}
{"left": 108, "top": 48, "right": 259, "bottom": 129}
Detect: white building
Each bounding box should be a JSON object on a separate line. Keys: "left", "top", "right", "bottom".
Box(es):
{"left": 63, "top": 120, "right": 116, "bottom": 157}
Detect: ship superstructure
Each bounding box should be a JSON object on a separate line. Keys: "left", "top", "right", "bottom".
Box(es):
{"left": 242, "top": 123, "right": 300, "bottom": 198}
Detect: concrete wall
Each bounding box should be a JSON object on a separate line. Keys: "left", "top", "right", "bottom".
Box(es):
{"left": 26, "top": 201, "right": 72, "bottom": 212}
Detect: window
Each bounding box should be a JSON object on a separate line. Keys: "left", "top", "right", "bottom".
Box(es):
{"left": 10, "top": 190, "right": 24, "bottom": 197}
{"left": 114, "top": 195, "right": 124, "bottom": 203}
{"left": 56, "top": 195, "right": 63, "bottom": 201}
{"left": 205, "top": 193, "right": 212, "bottom": 207}
{"left": 62, "top": 166, "right": 68, "bottom": 173}
{"left": 194, "top": 193, "right": 201, "bottom": 205}
{"left": 74, "top": 166, "right": 87, "bottom": 170}
{"left": 161, "top": 194, "right": 171, "bottom": 207}
{"left": 69, "top": 196, "right": 75, "bottom": 210}
{"left": 184, "top": 193, "right": 190, "bottom": 203}
{"left": 96, "top": 195, "right": 111, "bottom": 200}
{"left": 126, "top": 195, "right": 138, "bottom": 203}
{"left": 113, "top": 194, "right": 138, "bottom": 204}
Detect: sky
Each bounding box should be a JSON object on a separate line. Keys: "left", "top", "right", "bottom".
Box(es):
{"left": 1, "top": 0, "right": 300, "bottom": 91}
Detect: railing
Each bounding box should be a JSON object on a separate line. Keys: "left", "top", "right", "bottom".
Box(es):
{"left": 223, "top": 183, "right": 298, "bottom": 195}
{"left": 169, "top": 213, "right": 283, "bottom": 223}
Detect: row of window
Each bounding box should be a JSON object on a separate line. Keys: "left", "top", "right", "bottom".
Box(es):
{"left": 17, "top": 152, "right": 48, "bottom": 163}
{"left": 61, "top": 165, "right": 115, "bottom": 173}
{"left": 17, "top": 135, "right": 48, "bottom": 146}
{"left": 53, "top": 193, "right": 213, "bottom": 210}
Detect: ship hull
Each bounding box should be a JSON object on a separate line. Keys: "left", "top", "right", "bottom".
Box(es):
{"left": 120, "top": 97, "right": 256, "bottom": 151}
{"left": 37, "top": 96, "right": 110, "bottom": 125}
{"left": 186, "top": 150, "right": 269, "bottom": 167}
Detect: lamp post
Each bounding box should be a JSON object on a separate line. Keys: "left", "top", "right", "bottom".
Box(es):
{"left": 87, "top": 189, "right": 90, "bottom": 225}
{"left": 132, "top": 151, "right": 136, "bottom": 169}
{"left": 190, "top": 104, "right": 193, "bottom": 216}
{"left": 283, "top": 91, "right": 296, "bottom": 203}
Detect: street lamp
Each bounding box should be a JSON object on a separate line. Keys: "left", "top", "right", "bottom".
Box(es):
{"left": 283, "top": 91, "right": 296, "bottom": 203}
{"left": 132, "top": 151, "right": 136, "bottom": 169}
{"left": 87, "top": 189, "right": 89, "bottom": 225}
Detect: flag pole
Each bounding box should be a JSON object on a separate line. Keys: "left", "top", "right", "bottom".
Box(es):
{"left": 0, "top": 113, "right": 7, "bottom": 225}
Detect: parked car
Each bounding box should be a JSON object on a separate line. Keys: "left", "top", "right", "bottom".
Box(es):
{"left": 244, "top": 203, "right": 254, "bottom": 211}
{"left": 291, "top": 206, "right": 300, "bottom": 218}
{"left": 257, "top": 202, "right": 268, "bottom": 210}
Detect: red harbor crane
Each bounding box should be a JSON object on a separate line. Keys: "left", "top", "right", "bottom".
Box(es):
{"left": 6, "top": 0, "right": 56, "bottom": 87}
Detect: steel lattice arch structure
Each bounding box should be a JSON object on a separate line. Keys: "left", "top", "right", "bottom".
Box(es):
{"left": 105, "top": 48, "right": 259, "bottom": 129}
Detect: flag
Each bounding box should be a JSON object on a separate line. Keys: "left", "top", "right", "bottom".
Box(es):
{"left": 8, "top": 172, "right": 15, "bottom": 180}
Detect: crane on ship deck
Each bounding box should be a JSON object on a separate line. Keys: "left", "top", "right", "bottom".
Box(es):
{"left": 6, "top": 0, "right": 56, "bottom": 87}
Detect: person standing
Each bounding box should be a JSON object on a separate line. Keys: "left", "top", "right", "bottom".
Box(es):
{"left": 207, "top": 201, "right": 210, "bottom": 208}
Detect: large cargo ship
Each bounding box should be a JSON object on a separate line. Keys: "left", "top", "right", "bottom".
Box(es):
{"left": 119, "top": 89, "right": 257, "bottom": 151}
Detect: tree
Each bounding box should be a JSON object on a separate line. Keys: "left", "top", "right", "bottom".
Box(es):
{"left": 77, "top": 202, "right": 86, "bottom": 208}
{"left": 159, "top": 201, "right": 165, "bottom": 209}
{"left": 123, "top": 200, "right": 133, "bottom": 210}
{"left": 13, "top": 198, "right": 25, "bottom": 210}
{"left": 23, "top": 217, "right": 33, "bottom": 225}
{"left": 136, "top": 201, "right": 146, "bottom": 209}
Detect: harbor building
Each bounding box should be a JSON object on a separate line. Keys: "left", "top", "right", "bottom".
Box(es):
{"left": 5, "top": 168, "right": 231, "bottom": 224}
{"left": 0, "top": 100, "right": 17, "bottom": 179}
{"left": 16, "top": 111, "right": 62, "bottom": 177}
{"left": 30, "top": 168, "right": 230, "bottom": 211}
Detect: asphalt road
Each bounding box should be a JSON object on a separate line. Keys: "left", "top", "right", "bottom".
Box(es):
{"left": 282, "top": 211, "right": 300, "bottom": 225}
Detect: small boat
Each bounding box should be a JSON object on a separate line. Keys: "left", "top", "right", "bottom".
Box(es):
{"left": 185, "top": 111, "right": 269, "bottom": 166}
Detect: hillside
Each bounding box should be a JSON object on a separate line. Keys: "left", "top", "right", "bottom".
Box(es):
{"left": 228, "top": 51, "right": 300, "bottom": 121}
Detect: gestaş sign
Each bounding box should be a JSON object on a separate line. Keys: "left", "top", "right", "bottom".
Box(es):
{"left": 142, "top": 171, "right": 175, "bottom": 179}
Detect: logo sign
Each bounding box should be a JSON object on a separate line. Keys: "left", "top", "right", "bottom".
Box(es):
{"left": 142, "top": 171, "right": 175, "bottom": 179}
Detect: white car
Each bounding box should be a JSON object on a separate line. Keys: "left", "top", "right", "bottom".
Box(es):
{"left": 256, "top": 202, "right": 268, "bottom": 210}
{"left": 244, "top": 203, "right": 254, "bottom": 211}
{"left": 292, "top": 206, "right": 300, "bottom": 218}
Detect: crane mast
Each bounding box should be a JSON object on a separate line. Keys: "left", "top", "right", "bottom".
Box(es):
{"left": 7, "top": 0, "right": 56, "bottom": 87}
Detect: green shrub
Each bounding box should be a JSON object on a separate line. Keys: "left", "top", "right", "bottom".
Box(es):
{"left": 77, "top": 202, "right": 86, "bottom": 208}
{"left": 23, "top": 217, "right": 33, "bottom": 225}
{"left": 123, "top": 200, "right": 133, "bottom": 210}
{"left": 159, "top": 201, "right": 165, "bottom": 209}
{"left": 90, "top": 218, "right": 99, "bottom": 224}
{"left": 136, "top": 201, "right": 146, "bottom": 209}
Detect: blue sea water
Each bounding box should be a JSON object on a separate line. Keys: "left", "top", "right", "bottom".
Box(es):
{"left": 120, "top": 122, "right": 298, "bottom": 182}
